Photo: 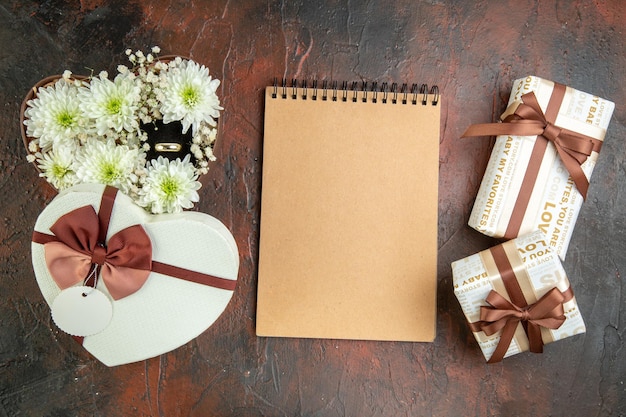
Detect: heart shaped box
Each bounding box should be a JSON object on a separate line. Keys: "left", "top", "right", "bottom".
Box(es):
{"left": 31, "top": 183, "right": 239, "bottom": 366}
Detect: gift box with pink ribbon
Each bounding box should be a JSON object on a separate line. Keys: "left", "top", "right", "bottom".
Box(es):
{"left": 452, "top": 230, "right": 585, "bottom": 363}
{"left": 463, "top": 76, "right": 615, "bottom": 259}
{"left": 31, "top": 184, "right": 239, "bottom": 366}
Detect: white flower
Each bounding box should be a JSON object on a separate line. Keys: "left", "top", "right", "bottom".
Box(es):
{"left": 23, "top": 79, "right": 86, "bottom": 150}
{"left": 36, "top": 145, "right": 79, "bottom": 189}
{"left": 138, "top": 155, "right": 201, "bottom": 214}
{"left": 159, "top": 60, "right": 222, "bottom": 134}
{"left": 22, "top": 47, "right": 221, "bottom": 214}
{"left": 78, "top": 73, "right": 141, "bottom": 135}
{"left": 74, "top": 139, "right": 144, "bottom": 193}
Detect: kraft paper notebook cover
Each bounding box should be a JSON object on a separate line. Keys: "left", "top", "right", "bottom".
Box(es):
{"left": 257, "top": 80, "right": 440, "bottom": 341}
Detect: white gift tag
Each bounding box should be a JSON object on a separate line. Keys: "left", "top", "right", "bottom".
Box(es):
{"left": 51, "top": 286, "right": 113, "bottom": 337}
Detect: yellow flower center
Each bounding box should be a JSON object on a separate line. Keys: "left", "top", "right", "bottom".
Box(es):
{"left": 160, "top": 177, "right": 180, "bottom": 200}
{"left": 52, "top": 163, "right": 70, "bottom": 178}
{"left": 56, "top": 111, "right": 76, "bottom": 128}
{"left": 100, "top": 162, "right": 122, "bottom": 183}
{"left": 106, "top": 97, "right": 123, "bottom": 115}
{"left": 181, "top": 85, "right": 199, "bottom": 108}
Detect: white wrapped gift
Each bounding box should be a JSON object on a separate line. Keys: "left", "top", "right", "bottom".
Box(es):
{"left": 452, "top": 230, "right": 585, "bottom": 362}
{"left": 464, "top": 76, "right": 614, "bottom": 259}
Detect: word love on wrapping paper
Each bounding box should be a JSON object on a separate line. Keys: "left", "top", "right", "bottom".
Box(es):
{"left": 31, "top": 184, "right": 239, "bottom": 366}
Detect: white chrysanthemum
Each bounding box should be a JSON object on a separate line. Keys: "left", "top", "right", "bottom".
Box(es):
{"left": 23, "top": 79, "right": 87, "bottom": 150}
{"left": 78, "top": 73, "right": 141, "bottom": 135}
{"left": 138, "top": 155, "right": 201, "bottom": 214}
{"left": 36, "top": 145, "right": 79, "bottom": 189}
{"left": 159, "top": 59, "right": 222, "bottom": 134}
{"left": 74, "top": 139, "right": 143, "bottom": 193}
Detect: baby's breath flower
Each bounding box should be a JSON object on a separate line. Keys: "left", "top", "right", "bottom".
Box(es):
{"left": 28, "top": 140, "right": 39, "bottom": 152}
{"left": 205, "top": 146, "right": 216, "bottom": 161}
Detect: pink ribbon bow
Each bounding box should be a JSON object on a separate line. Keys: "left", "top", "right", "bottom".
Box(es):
{"left": 44, "top": 204, "right": 152, "bottom": 300}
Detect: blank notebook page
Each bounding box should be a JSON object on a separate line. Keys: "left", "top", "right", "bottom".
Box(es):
{"left": 257, "top": 83, "right": 440, "bottom": 342}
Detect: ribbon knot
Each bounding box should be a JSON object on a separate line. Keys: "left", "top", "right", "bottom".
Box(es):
{"left": 542, "top": 122, "right": 561, "bottom": 143}
{"left": 462, "top": 88, "right": 601, "bottom": 199}
{"left": 91, "top": 243, "right": 107, "bottom": 266}
{"left": 43, "top": 203, "right": 153, "bottom": 300}
{"left": 479, "top": 287, "right": 566, "bottom": 363}
{"left": 519, "top": 309, "right": 530, "bottom": 322}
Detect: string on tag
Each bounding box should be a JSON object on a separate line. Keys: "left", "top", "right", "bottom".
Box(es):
{"left": 81, "top": 264, "right": 100, "bottom": 297}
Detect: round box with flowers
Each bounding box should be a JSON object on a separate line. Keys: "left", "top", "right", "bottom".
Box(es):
{"left": 21, "top": 47, "right": 222, "bottom": 214}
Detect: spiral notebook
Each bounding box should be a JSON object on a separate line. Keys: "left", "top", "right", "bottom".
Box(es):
{"left": 257, "top": 80, "right": 440, "bottom": 342}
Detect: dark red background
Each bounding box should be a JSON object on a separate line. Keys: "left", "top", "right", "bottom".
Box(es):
{"left": 1, "top": 1, "right": 624, "bottom": 416}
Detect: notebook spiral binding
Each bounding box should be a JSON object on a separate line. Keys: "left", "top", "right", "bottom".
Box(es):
{"left": 271, "top": 77, "right": 439, "bottom": 105}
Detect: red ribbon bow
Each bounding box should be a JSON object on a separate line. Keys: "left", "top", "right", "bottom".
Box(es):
{"left": 44, "top": 205, "right": 152, "bottom": 300}
{"left": 479, "top": 287, "right": 566, "bottom": 363}
{"left": 462, "top": 90, "right": 600, "bottom": 199}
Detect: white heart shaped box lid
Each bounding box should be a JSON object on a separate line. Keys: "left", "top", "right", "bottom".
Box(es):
{"left": 32, "top": 183, "right": 239, "bottom": 366}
